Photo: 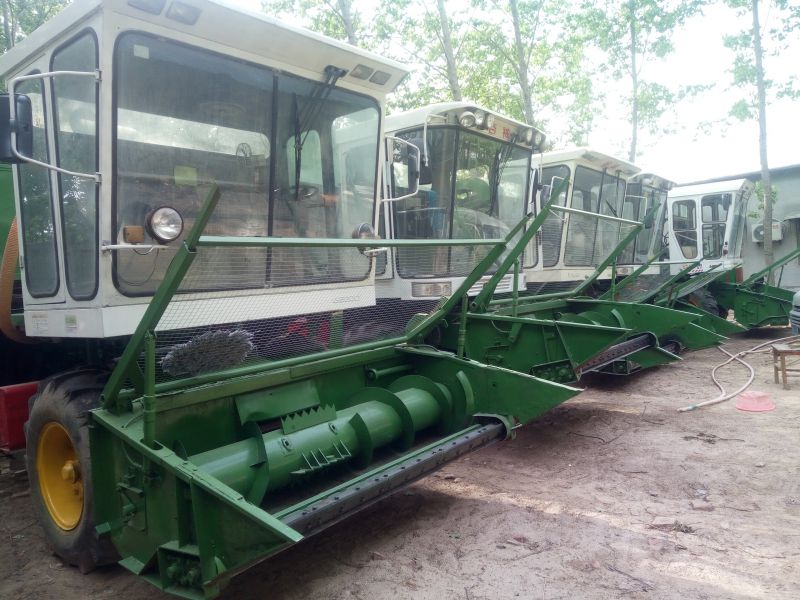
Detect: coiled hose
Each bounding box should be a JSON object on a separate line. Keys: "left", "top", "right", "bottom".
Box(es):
{"left": 678, "top": 333, "right": 800, "bottom": 412}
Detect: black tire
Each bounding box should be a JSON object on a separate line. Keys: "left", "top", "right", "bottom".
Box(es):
{"left": 660, "top": 337, "right": 685, "bottom": 355}
{"left": 689, "top": 288, "right": 728, "bottom": 319}
{"left": 25, "top": 369, "right": 118, "bottom": 573}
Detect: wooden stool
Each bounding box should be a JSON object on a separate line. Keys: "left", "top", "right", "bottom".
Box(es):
{"left": 772, "top": 343, "right": 800, "bottom": 390}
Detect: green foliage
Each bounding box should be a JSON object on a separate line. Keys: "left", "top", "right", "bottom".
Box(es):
{"left": 262, "top": 0, "right": 405, "bottom": 53}
{"left": 466, "top": 0, "right": 600, "bottom": 135}
{"left": 262, "top": 0, "right": 604, "bottom": 144}
{"left": 723, "top": 0, "right": 800, "bottom": 122}
{"left": 748, "top": 181, "right": 778, "bottom": 219}
{"left": 0, "top": 0, "right": 69, "bottom": 52}
{"left": 576, "top": 0, "right": 705, "bottom": 160}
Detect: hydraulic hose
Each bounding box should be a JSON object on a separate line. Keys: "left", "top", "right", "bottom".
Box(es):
{"left": 678, "top": 333, "right": 800, "bottom": 412}
{"left": 0, "top": 218, "right": 34, "bottom": 343}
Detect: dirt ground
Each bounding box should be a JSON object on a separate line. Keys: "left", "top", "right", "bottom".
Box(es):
{"left": 2, "top": 328, "right": 799, "bottom": 600}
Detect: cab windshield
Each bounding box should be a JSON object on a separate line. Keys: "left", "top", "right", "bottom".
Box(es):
{"left": 619, "top": 185, "right": 667, "bottom": 264}
{"left": 392, "top": 126, "right": 531, "bottom": 278}
{"left": 113, "top": 32, "right": 380, "bottom": 295}
{"left": 563, "top": 165, "right": 627, "bottom": 267}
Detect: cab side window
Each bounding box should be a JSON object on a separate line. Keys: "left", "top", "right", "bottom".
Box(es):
{"left": 51, "top": 32, "right": 98, "bottom": 300}
{"left": 672, "top": 200, "right": 697, "bottom": 259}
{"left": 17, "top": 75, "right": 59, "bottom": 297}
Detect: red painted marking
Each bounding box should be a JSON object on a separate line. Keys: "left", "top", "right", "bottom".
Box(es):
{"left": 0, "top": 381, "right": 38, "bottom": 451}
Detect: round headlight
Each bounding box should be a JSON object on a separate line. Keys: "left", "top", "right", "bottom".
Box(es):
{"left": 474, "top": 109, "right": 486, "bottom": 128}
{"left": 458, "top": 110, "right": 477, "bottom": 128}
{"left": 523, "top": 128, "right": 534, "bottom": 144}
{"left": 485, "top": 114, "right": 496, "bottom": 130}
{"left": 147, "top": 207, "right": 184, "bottom": 243}
{"left": 352, "top": 222, "right": 377, "bottom": 239}
{"left": 533, "top": 131, "right": 546, "bottom": 148}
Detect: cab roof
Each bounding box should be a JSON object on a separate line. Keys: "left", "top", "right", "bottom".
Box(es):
{"left": 668, "top": 178, "right": 753, "bottom": 200}
{"left": 0, "top": 0, "right": 409, "bottom": 95}
{"left": 538, "top": 147, "right": 640, "bottom": 178}
{"left": 630, "top": 172, "right": 677, "bottom": 191}
{"left": 386, "top": 101, "right": 537, "bottom": 134}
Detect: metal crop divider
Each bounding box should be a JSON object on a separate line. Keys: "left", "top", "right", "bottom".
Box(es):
{"left": 657, "top": 263, "right": 725, "bottom": 307}
{"left": 602, "top": 257, "right": 704, "bottom": 303}
{"left": 487, "top": 204, "right": 647, "bottom": 312}
{"left": 101, "top": 184, "right": 551, "bottom": 419}
{"left": 739, "top": 246, "right": 800, "bottom": 289}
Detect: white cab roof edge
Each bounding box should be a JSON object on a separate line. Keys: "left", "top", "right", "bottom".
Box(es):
{"left": 669, "top": 178, "right": 754, "bottom": 199}
{"left": 538, "top": 147, "right": 640, "bottom": 177}
{"left": 385, "top": 100, "right": 544, "bottom": 135}
{"left": 630, "top": 172, "right": 677, "bottom": 190}
{"left": 0, "top": 0, "right": 410, "bottom": 93}
{"left": 0, "top": 0, "right": 102, "bottom": 76}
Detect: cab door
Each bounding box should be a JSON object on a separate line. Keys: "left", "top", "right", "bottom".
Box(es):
{"left": 536, "top": 164, "right": 571, "bottom": 271}
{"left": 14, "top": 70, "right": 66, "bottom": 306}
{"left": 669, "top": 198, "right": 700, "bottom": 262}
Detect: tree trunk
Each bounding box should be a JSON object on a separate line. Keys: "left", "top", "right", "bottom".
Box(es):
{"left": 752, "top": 0, "right": 773, "bottom": 281}
{"left": 628, "top": 0, "right": 638, "bottom": 163}
{"left": 436, "top": 0, "right": 462, "bottom": 101}
{"left": 337, "top": 0, "right": 358, "bottom": 46}
{"left": 1, "top": 0, "right": 12, "bottom": 51}
{"left": 509, "top": 0, "right": 534, "bottom": 124}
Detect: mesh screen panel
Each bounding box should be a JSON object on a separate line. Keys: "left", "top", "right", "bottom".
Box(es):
{"left": 526, "top": 209, "right": 640, "bottom": 297}
{"left": 541, "top": 210, "right": 565, "bottom": 267}
{"left": 525, "top": 280, "right": 580, "bottom": 295}
{"left": 394, "top": 240, "right": 514, "bottom": 280}
{"left": 672, "top": 270, "right": 723, "bottom": 300}
{"left": 562, "top": 212, "right": 638, "bottom": 268}
{"left": 135, "top": 240, "right": 493, "bottom": 384}
{"left": 607, "top": 264, "right": 677, "bottom": 303}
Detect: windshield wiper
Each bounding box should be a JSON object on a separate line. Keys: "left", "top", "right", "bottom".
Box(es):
{"left": 293, "top": 65, "right": 347, "bottom": 201}
{"left": 489, "top": 134, "right": 518, "bottom": 216}
{"left": 599, "top": 169, "right": 622, "bottom": 218}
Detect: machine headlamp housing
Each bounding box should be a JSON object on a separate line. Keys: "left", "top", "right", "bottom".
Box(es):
{"left": 166, "top": 1, "right": 201, "bottom": 25}
{"left": 411, "top": 281, "right": 452, "bottom": 298}
{"left": 474, "top": 109, "right": 486, "bottom": 128}
{"left": 458, "top": 111, "right": 477, "bottom": 128}
{"left": 147, "top": 206, "right": 184, "bottom": 243}
{"left": 523, "top": 128, "right": 534, "bottom": 144}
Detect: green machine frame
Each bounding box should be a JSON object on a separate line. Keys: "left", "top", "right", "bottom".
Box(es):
{"left": 91, "top": 185, "right": 593, "bottom": 598}
{"left": 707, "top": 248, "right": 800, "bottom": 329}
{"left": 469, "top": 203, "right": 725, "bottom": 377}
{"left": 606, "top": 246, "right": 800, "bottom": 333}
{"left": 66, "top": 184, "right": 728, "bottom": 598}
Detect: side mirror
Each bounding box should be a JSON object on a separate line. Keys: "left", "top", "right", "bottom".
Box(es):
{"left": 526, "top": 168, "right": 540, "bottom": 215}
{"left": 539, "top": 184, "right": 552, "bottom": 207}
{"left": 0, "top": 93, "right": 33, "bottom": 163}
{"left": 385, "top": 136, "right": 420, "bottom": 202}
{"left": 406, "top": 137, "right": 432, "bottom": 186}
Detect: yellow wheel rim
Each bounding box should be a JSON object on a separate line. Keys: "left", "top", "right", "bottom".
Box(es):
{"left": 36, "top": 422, "right": 83, "bottom": 531}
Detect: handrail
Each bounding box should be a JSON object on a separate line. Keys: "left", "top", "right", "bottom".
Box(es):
{"left": 490, "top": 205, "right": 648, "bottom": 307}
{"left": 550, "top": 205, "right": 641, "bottom": 226}
{"left": 9, "top": 70, "right": 102, "bottom": 182}
{"left": 100, "top": 183, "right": 542, "bottom": 411}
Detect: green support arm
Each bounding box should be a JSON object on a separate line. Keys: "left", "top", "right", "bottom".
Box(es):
{"left": 741, "top": 246, "right": 800, "bottom": 287}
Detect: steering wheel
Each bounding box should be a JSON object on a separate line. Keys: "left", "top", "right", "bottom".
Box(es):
{"left": 288, "top": 185, "right": 319, "bottom": 200}
{"left": 235, "top": 142, "right": 253, "bottom": 158}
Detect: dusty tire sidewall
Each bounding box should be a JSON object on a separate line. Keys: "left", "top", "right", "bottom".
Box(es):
{"left": 26, "top": 380, "right": 103, "bottom": 568}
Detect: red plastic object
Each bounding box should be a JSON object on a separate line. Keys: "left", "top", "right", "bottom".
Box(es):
{"left": 735, "top": 390, "right": 775, "bottom": 412}
{"left": 0, "top": 381, "right": 38, "bottom": 451}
